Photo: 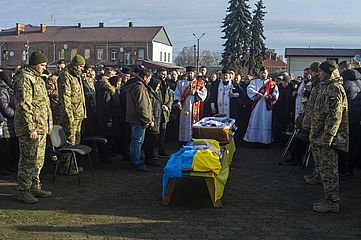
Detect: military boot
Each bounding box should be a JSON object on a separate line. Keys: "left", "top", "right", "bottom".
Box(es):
{"left": 18, "top": 190, "right": 39, "bottom": 204}
{"left": 305, "top": 174, "right": 321, "bottom": 185}
{"left": 313, "top": 200, "right": 340, "bottom": 213}
{"left": 31, "top": 188, "right": 52, "bottom": 198}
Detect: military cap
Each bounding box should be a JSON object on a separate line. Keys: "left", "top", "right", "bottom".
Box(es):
{"left": 319, "top": 61, "right": 337, "bottom": 75}
{"left": 29, "top": 52, "right": 48, "bottom": 65}
{"left": 71, "top": 54, "right": 86, "bottom": 66}
{"left": 309, "top": 61, "right": 321, "bottom": 73}
{"left": 185, "top": 66, "right": 196, "bottom": 72}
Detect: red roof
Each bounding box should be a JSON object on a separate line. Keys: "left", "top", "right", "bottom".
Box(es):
{"left": 0, "top": 24, "right": 165, "bottom": 43}
{"left": 262, "top": 59, "right": 287, "bottom": 67}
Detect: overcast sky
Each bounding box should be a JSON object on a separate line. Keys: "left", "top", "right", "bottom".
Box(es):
{"left": 1, "top": 0, "right": 360, "bottom": 58}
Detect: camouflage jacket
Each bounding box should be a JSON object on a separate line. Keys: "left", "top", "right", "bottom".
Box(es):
{"left": 309, "top": 71, "right": 349, "bottom": 152}
{"left": 302, "top": 76, "right": 321, "bottom": 132}
{"left": 58, "top": 65, "right": 87, "bottom": 126}
{"left": 13, "top": 66, "right": 53, "bottom": 137}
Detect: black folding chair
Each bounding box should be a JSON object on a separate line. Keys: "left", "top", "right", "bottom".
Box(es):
{"left": 49, "top": 125, "right": 94, "bottom": 184}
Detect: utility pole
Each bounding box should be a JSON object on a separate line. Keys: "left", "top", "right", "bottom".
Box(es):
{"left": 193, "top": 33, "right": 205, "bottom": 72}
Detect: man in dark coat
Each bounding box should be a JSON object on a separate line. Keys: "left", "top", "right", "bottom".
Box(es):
{"left": 124, "top": 68, "right": 154, "bottom": 171}
{"left": 272, "top": 75, "right": 295, "bottom": 143}
{"left": 338, "top": 62, "right": 361, "bottom": 178}
{"left": 0, "top": 74, "right": 18, "bottom": 175}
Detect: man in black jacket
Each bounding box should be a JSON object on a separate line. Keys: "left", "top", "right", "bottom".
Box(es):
{"left": 338, "top": 61, "right": 361, "bottom": 177}
{"left": 0, "top": 73, "right": 18, "bottom": 175}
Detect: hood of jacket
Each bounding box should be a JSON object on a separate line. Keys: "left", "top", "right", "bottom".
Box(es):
{"left": 341, "top": 69, "right": 361, "bottom": 81}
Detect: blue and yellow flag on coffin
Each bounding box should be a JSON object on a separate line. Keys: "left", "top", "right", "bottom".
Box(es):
{"left": 162, "top": 139, "right": 223, "bottom": 196}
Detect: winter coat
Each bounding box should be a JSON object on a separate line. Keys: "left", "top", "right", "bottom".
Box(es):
{"left": 13, "top": 66, "right": 53, "bottom": 137}
{"left": 309, "top": 71, "right": 349, "bottom": 152}
{"left": 124, "top": 77, "right": 153, "bottom": 126}
{"left": 341, "top": 69, "right": 361, "bottom": 124}
{"left": 58, "top": 65, "right": 87, "bottom": 127}
{"left": 0, "top": 79, "right": 16, "bottom": 138}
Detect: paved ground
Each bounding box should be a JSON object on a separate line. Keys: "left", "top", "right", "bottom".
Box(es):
{"left": 0, "top": 142, "right": 360, "bottom": 240}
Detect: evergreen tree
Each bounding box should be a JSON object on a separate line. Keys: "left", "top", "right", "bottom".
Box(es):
{"left": 249, "top": 0, "right": 266, "bottom": 74}
{"left": 221, "top": 0, "right": 252, "bottom": 73}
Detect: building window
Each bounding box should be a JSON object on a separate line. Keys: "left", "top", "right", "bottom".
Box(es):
{"left": 111, "top": 49, "right": 117, "bottom": 60}
{"left": 125, "top": 51, "right": 131, "bottom": 65}
{"left": 138, "top": 49, "right": 145, "bottom": 60}
{"left": 22, "top": 51, "right": 27, "bottom": 61}
{"left": 168, "top": 53, "right": 171, "bottom": 63}
{"left": 3, "top": 50, "right": 9, "bottom": 60}
{"left": 71, "top": 49, "right": 77, "bottom": 59}
{"left": 160, "top": 51, "right": 162, "bottom": 61}
{"left": 97, "top": 49, "right": 104, "bottom": 60}
{"left": 84, "top": 49, "right": 91, "bottom": 60}
{"left": 59, "top": 49, "right": 65, "bottom": 60}
{"left": 164, "top": 52, "right": 167, "bottom": 62}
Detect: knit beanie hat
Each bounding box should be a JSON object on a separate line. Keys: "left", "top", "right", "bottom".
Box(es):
{"left": 29, "top": 52, "right": 48, "bottom": 65}
{"left": 71, "top": 54, "right": 86, "bottom": 66}
{"left": 309, "top": 61, "right": 321, "bottom": 73}
{"left": 319, "top": 61, "right": 337, "bottom": 75}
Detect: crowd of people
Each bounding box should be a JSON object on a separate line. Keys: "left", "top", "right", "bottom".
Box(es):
{"left": 0, "top": 51, "right": 360, "bottom": 213}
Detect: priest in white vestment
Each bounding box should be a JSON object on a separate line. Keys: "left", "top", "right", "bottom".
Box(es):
{"left": 174, "top": 66, "right": 207, "bottom": 142}
{"left": 243, "top": 67, "right": 279, "bottom": 144}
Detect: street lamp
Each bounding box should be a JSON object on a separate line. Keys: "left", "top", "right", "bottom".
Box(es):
{"left": 193, "top": 32, "right": 205, "bottom": 72}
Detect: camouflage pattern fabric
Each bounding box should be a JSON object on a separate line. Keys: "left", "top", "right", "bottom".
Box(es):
{"left": 57, "top": 66, "right": 86, "bottom": 166}
{"left": 17, "top": 134, "right": 47, "bottom": 190}
{"left": 310, "top": 146, "right": 320, "bottom": 176}
{"left": 313, "top": 146, "right": 339, "bottom": 202}
{"left": 302, "top": 76, "right": 321, "bottom": 133}
{"left": 13, "top": 67, "right": 53, "bottom": 137}
{"left": 309, "top": 70, "right": 349, "bottom": 152}
{"left": 13, "top": 66, "right": 52, "bottom": 190}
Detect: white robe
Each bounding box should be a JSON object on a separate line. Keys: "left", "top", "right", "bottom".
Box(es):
{"left": 216, "top": 81, "right": 232, "bottom": 117}
{"left": 174, "top": 79, "right": 207, "bottom": 142}
{"left": 243, "top": 79, "right": 279, "bottom": 144}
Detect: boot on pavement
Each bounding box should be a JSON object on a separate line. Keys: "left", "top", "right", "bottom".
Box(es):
{"left": 305, "top": 174, "right": 321, "bottom": 185}
{"left": 313, "top": 200, "right": 340, "bottom": 213}
{"left": 18, "top": 190, "right": 39, "bottom": 204}
{"left": 31, "top": 188, "right": 52, "bottom": 198}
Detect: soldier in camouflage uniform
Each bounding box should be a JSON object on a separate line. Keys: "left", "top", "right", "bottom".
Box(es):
{"left": 13, "top": 52, "right": 53, "bottom": 204}
{"left": 46, "top": 74, "right": 60, "bottom": 125}
{"left": 58, "top": 54, "right": 87, "bottom": 175}
{"left": 300, "top": 61, "right": 321, "bottom": 184}
{"left": 309, "top": 61, "right": 349, "bottom": 213}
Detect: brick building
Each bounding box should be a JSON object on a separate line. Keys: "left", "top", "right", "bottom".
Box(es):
{"left": 0, "top": 22, "right": 173, "bottom": 68}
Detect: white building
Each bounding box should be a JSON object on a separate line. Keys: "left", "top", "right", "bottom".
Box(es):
{"left": 285, "top": 48, "right": 361, "bottom": 76}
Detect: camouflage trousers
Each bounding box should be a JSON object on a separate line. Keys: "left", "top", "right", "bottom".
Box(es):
{"left": 313, "top": 146, "right": 339, "bottom": 202}
{"left": 60, "top": 119, "right": 83, "bottom": 166}
{"left": 311, "top": 146, "right": 320, "bottom": 175}
{"left": 17, "top": 134, "right": 47, "bottom": 191}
